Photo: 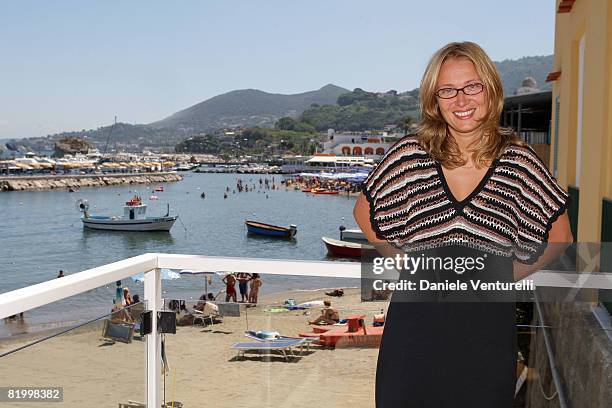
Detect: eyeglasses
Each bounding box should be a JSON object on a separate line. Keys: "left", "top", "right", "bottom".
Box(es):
{"left": 435, "top": 83, "right": 484, "bottom": 99}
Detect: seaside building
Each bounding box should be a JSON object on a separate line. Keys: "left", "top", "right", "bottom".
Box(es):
{"left": 524, "top": 1, "right": 612, "bottom": 407}
{"left": 322, "top": 129, "right": 402, "bottom": 160}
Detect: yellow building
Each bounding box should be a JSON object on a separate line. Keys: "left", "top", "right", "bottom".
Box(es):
{"left": 548, "top": 0, "right": 612, "bottom": 253}
{"left": 525, "top": 2, "right": 612, "bottom": 407}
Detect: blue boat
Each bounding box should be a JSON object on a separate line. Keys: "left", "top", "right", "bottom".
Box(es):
{"left": 245, "top": 220, "right": 297, "bottom": 238}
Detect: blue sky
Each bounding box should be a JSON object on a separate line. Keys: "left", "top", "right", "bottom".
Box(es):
{"left": 0, "top": 0, "right": 556, "bottom": 139}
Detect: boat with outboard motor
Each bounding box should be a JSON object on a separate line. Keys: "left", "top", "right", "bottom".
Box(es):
{"left": 76, "top": 196, "right": 177, "bottom": 232}
{"left": 322, "top": 226, "right": 374, "bottom": 257}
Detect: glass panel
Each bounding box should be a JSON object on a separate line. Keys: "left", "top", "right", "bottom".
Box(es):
{"left": 164, "top": 275, "right": 378, "bottom": 407}
{"left": 0, "top": 294, "right": 146, "bottom": 408}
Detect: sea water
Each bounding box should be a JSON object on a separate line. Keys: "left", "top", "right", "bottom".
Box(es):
{"left": 0, "top": 172, "right": 359, "bottom": 337}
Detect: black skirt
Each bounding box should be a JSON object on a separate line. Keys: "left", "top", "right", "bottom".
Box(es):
{"left": 375, "top": 250, "right": 517, "bottom": 408}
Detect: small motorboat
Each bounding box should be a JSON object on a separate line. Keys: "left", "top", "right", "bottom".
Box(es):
{"left": 245, "top": 220, "right": 297, "bottom": 238}
{"left": 154, "top": 186, "right": 164, "bottom": 192}
{"left": 77, "top": 196, "right": 177, "bottom": 232}
{"left": 149, "top": 195, "right": 158, "bottom": 200}
{"left": 322, "top": 237, "right": 374, "bottom": 258}
{"left": 322, "top": 226, "right": 374, "bottom": 258}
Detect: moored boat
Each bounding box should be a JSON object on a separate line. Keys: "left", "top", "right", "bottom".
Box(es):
{"left": 322, "top": 236, "right": 374, "bottom": 258}
{"left": 245, "top": 220, "right": 297, "bottom": 238}
{"left": 77, "top": 196, "right": 177, "bottom": 232}
{"left": 312, "top": 188, "right": 339, "bottom": 195}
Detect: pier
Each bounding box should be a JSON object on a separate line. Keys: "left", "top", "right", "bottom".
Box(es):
{"left": 0, "top": 172, "right": 183, "bottom": 192}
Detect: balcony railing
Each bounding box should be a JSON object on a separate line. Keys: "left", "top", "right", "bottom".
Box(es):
{"left": 0, "top": 253, "right": 610, "bottom": 407}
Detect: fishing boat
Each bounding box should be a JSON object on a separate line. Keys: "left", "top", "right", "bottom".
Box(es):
{"left": 322, "top": 226, "right": 374, "bottom": 257}
{"left": 77, "top": 196, "right": 177, "bottom": 232}
{"left": 245, "top": 220, "right": 297, "bottom": 238}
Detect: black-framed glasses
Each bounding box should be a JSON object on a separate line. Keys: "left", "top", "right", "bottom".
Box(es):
{"left": 435, "top": 83, "right": 485, "bottom": 99}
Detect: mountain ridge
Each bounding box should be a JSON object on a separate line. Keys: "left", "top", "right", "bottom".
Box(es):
{"left": 9, "top": 54, "right": 554, "bottom": 151}
{"left": 150, "top": 83, "right": 349, "bottom": 131}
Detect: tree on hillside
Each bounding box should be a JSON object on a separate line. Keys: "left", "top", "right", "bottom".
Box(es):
{"left": 54, "top": 137, "right": 90, "bottom": 157}
{"left": 276, "top": 117, "right": 298, "bottom": 130}
{"left": 175, "top": 134, "right": 221, "bottom": 153}
{"left": 397, "top": 115, "right": 414, "bottom": 135}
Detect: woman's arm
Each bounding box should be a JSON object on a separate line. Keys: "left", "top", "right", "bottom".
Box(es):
{"left": 513, "top": 211, "right": 573, "bottom": 281}
{"left": 353, "top": 193, "right": 406, "bottom": 259}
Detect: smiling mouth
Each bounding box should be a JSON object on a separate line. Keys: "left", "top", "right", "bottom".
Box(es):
{"left": 453, "top": 108, "right": 475, "bottom": 119}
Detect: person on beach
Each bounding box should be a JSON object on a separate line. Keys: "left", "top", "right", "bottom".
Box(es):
{"left": 247, "top": 273, "right": 262, "bottom": 305}
{"left": 308, "top": 300, "right": 340, "bottom": 325}
{"left": 111, "top": 300, "right": 133, "bottom": 323}
{"left": 123, "top": 288, "right": 132, "bottom": 306}
{"left": 353, "top": 42, "right": 572, "bottom": 407}
{"left": 236, "top": 272, "right": 252, "bottom": 302}
{"left": 57, "top": 270, "right": 65, "bottom": 278}
{"left": 222, "top": 273, "right": 237, "bottom": 302}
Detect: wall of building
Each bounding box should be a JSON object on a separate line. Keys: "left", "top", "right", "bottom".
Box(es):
{"left": 526, "top": 2, "right": 612, "bottom": 407}
{"left": 551, "top": 0, "right": 612, "bottom": 243}
{"left": 526, "top": 295, "right": 612, "bottom": 408}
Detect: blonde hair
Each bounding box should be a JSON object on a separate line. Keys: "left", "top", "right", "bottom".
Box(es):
{"left": 417, "top": 41, "right": 522, "bottom": 168}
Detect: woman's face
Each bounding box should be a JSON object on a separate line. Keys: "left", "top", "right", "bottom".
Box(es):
{"left": 435, "top": 57, "right": 487, "bottom": 140}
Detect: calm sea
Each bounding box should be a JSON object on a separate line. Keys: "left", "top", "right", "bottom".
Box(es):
{"left": 0, "top": 172, "right": 360, "bottom": 338}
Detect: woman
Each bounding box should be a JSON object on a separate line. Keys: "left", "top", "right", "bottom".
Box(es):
{"left": 248, "top": 273, "right": 263, "bottom": 304}
{"left": 122, "top": 287, "right": 132, "bottom": 306}
{"left": 353, "top": 42, "right": 572, "bottom": 407}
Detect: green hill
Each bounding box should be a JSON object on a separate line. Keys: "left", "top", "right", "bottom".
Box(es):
{"left": 17, "top": 55, "right": 553, "bottom": 151}
{"left": 495, "top": 55, "right": 553, "bottom": 95}
{"left": 151, "top": 84, "right": 349, "bottom": 132}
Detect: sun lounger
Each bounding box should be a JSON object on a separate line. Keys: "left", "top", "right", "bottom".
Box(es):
{"left": 232, "top": 338, "right": 308, "bottom": 361}
{"left": 244, "top": 330, "right": 314, "bottom": 352}
{"left": 191, "top": 300, "right": 223, "bottom": 327}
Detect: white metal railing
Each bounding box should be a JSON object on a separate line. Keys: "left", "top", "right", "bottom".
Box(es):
{"left": 0, "top": 253, "right": 611, "bottom": 407}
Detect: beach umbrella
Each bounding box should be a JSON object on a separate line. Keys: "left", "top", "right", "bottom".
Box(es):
{"left": 130, "top": 268, "right": 181, "bottom": 283}
{"left": 179, "top": 270, "right": 228, "bottom": 299}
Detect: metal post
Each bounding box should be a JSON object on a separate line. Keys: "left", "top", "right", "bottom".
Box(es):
{"left": 144, "top": 268, "right": 162, "bottom": 408}
{"left": 517, "top": 103, "right": 522, "bottom": 140}
{"left": 534, "top": 290, "right": 569, "bottom": 408}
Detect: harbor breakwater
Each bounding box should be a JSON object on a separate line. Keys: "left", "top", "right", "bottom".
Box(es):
{"left": 0, "top": 172, "right": 183, "bottom": 191}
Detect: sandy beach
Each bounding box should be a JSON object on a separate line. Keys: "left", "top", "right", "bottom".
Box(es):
{"left": 0, "top": 288, "right": 387, "bottom": 408}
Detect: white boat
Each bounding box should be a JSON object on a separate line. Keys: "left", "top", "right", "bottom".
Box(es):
{"left": 78, "top": 196, "right": 177, "bottom": 232}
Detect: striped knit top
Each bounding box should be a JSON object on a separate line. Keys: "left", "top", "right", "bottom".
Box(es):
{"left": 362, "top": 135, "right": 569, "bottom": 264}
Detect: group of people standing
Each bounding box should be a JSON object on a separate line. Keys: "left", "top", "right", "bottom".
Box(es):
{"left": 222, "top": 272, "right": 262, "bottom": 305}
